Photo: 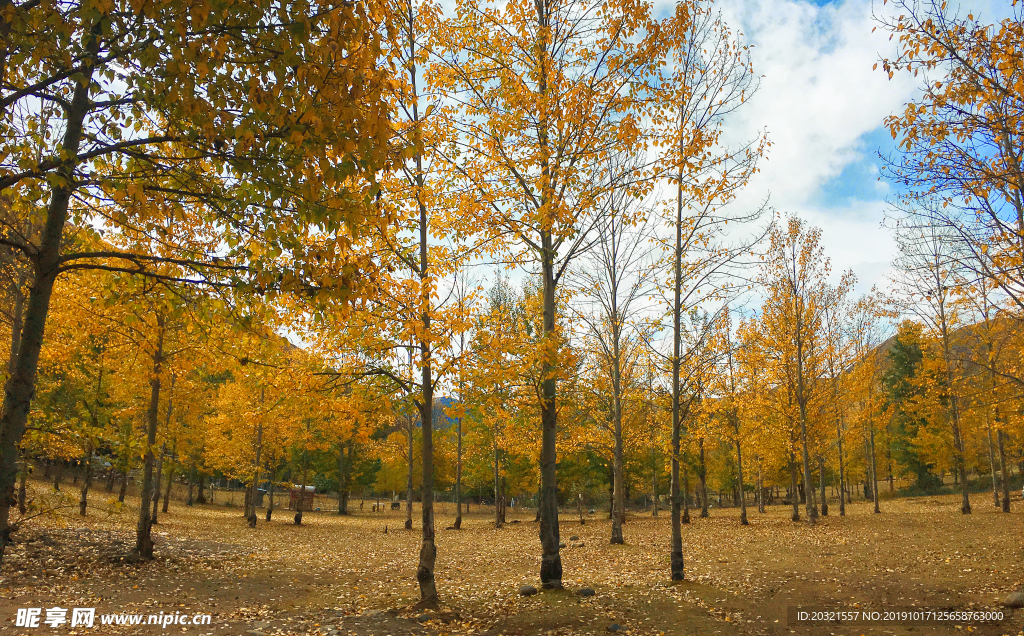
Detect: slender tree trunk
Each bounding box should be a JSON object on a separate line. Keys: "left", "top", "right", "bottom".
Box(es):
{"left": 986, "top": 424, "right": 1000, "bottom": 508}
{"left": 455, "top": 411, "right": 463, "bottom": 529}
{"left": 887, "top": 451, "right": 894, "bottom": 492}
{"left": 735, "top": 431, "right": 747, "bottom": 525}
{"left": 151, "top": 447, "right": 164, "bottom": 525}
{"left": 0, "top": 54, "right": 96, "bottom": 565}
{"left": 681, "top": 462, "right": 690, "bottom": 524}
{"left": 538, "top": 239, "right": 562, "bottom": 589}
{"left": 134, "top": 315, "right": 165, "bottom": 559}
{"left": 789, "top": 449, "right": 800, "bottom": 522}
{"left": 797, "top": 412, "right": 817, "bottom": 524}
{"left": 105, "top": 465, "right": 116, "bottom": 492}
{"left": 416, "top": 345, "right": 438, "bottom": 606}
{"left": 337, "top": 441, "right": 347, "bottom": 515}
{"left": 756, "top": 458, "right": 765, "bottom": 513}
{"left": 837, "top": 413, "right": 847, "bottom": 516}
{"left": 406, "top": 414, "right": 414, "bottom": 530}
{"left": 494, "top": 431, "right": 503, "bottom": 529}
{"left": 667, "top": 101, "right": 689, "bottom": 581}
{"left": 119, "top": 468, "right": 129, "bottom": 503}
{"left": 405, "top": 30, "right": 439, "bottom": 601}
{"left": 266, "top": 471, "right": 275, "bottom": 521}
{"left": 78, "top": 446, "right": 93, "bottom": 516}
{"left": 698, "top": 438, "right": 708, "bottom": 518}
{"left": 819, "top": 456, "right": 828, "bottom": 516}
{"left": 162, "top": 463, "right": 174, "bottom": 514}
{"left": 651, "top": 445, "right": 658, "bottom": 518}
{"left": 868, "top": 421, "right": 880, "bottom": 514}
{"left": 997, "top": 426, "right": 1010, "bottom": 513}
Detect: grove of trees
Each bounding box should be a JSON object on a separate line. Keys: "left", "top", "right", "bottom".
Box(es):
{"left": 0, "top": 0, "right": 1021, "bottom": 610}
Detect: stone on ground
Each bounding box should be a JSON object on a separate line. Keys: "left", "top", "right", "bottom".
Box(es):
{"left": 1002, "top": 589, "right": 1024, "bottom": 608}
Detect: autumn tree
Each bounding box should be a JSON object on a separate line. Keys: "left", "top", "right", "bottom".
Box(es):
{"left": 572, "top": 152, "right": 655, "bottom": 545}
{"left": 758, "top": 217, "right": 854, "bottom": 525}
{"left": 432, "top": 0, "right": 675, "bottom": 589}
{"left": 878, "top": 1, "right": 1024, "bottom": 318}
{"left": 653, "top": 0, "right": 765, "bottom": 580}
{"left": 891, "top": 221, "right": 971, "bottom": 513}
{"left": 0, "top": 0, "right": 398, "bottom": 565}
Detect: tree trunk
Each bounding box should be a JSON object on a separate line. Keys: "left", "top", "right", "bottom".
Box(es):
{"left": 78, "top": 446, "right": 93, "bottom": 517}
{"left": 797, "top": 413, "right": 817, "bottom": 524}
{"left": 651, "top": 445, "right": 658, "bottom": 518}
{"left": 186, "top": 464, "right": 194, "bottom": 506}
{"left": 610, "top": 328, "right": 625, "bottom": 543}
{"left": 735, "top": 431, "right": 747, "bottom": 525}
{"left": 151, "top": 448, "right": 164, "bottom": 525}
{"left": 455, "top": 411, "right": 463, "bottom": 530}
{"left": 196, "top": 474, "right": 207, "bottom": 504}
{"left": 698, "top": 438, "right": 708, "bottom": 518}
{"left": 789, "top": 450, "right": 800, "bottom": 522}
{"left": 756, "top": 459, "right": 765, "bottom": 513}
{"left": 836, "top": 413, "right": 847, "bottom": 516}
{"left": 406, "top": 414, "right": 414, "bottom": 530}
{"left": 134, "top": 315, "right": 165, "bottom": 559}
{"left": 407, "top": 40, "right": 439, "bottom": 602}
{"left": 868, "top": 421, "right": 880, "bottom": 514}
{"left": 162, "top": 463, "right": 174, "bottom": 514}
{"left": 997, "top": 426, "right": 1010, "bottom": 513}
{"left": 415, "top": 342, "right": 438, "bottom": 606}
{"left": 494, "top": 432, "right": 503, "bottom": 529}
{"left": 337, "top": 441, "right": 347, "bottom": 515}
{"left": 986, "top": 424, "right": 1000, "bottom": 508}
{"left": 681, "top": 462, "right": 690, "bottom": 524}
{"left": 537, "top": 236, "right": 562, "bottom": 590}
{"left": 119, "top": 468, "right": 129, "bottom": 503}
{"left": 0, "top": 53, "right": 96, "bottom": 565}
{"left": 887, "top": 451, "right": 894, "bottom": 493}
{"left": 265, "top": 466, "right": 275, "bottom": 521}
{"left": 668, "top": 123, "right": 686, "bottom": 581}
{"left": 819, "top": 456, "right": 828, "bottom": 517}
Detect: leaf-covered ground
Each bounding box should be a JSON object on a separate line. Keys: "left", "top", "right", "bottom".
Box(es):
{"left": 0, "top": 485, "right": 1021, "bottom": 636}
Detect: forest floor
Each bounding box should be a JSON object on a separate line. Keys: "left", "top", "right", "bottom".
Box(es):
{"left": 0, "top": 483, "right": 1022, "bottom": 636}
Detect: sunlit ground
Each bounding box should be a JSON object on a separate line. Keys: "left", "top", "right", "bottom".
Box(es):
{"left": 0, "top": 480, "right": 1021, "bottom": 635}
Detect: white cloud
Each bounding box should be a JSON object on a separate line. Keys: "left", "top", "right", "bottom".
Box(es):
{"left": 652, "top": 0, "right": 922, "bottom": 293}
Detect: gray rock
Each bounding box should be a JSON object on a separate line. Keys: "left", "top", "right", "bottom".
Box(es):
{"left": 361, "top": 609, "right": 382, "bottom": 617}
{"left": 607, "top": 624, "right": 623, "bottom": 632}
{"left": 569, "top": 535, "right": 579, "bottom": 541}
{"left": 573, "top": 541, "right": 585, "bottom": 548}
{"left": 416, "top": 613, "right": 431, "bottom": 623}
{"left": 253, "top": 622, "right": 271, "bottom": 629}
{"left": 577, "top": 587, "right": 596, "bottom": 597}
{"left": 328, "top": 631, "right": 340, "bottom": 635}
{"left": 519, "top": 584, "right": 538, "bottom": 596}
{"left": 1002, "top": 590, "right": 1024, "bottom": 608}
{"left": 559, "top": 542, "right": 567, "bottom": 549}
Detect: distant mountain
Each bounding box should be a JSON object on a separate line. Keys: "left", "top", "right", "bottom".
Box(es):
{"left": 371, "top": 396, "right": 460, "bottom": 439}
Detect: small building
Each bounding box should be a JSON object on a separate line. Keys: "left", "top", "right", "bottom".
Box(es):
{"left": 288, "top": 485, "right": 315, "bottom": 510}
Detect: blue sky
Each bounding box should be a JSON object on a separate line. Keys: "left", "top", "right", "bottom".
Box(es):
{"left": 661, "top": 0, "right": 1012, "bottom": 296}
{"left": 689, "top": 0, "right": 922, "bottom": 295}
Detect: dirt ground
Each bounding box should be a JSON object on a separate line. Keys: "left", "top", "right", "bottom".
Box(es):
{"left": 0, "top": 484, "right": 1021, "bottom": 636}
